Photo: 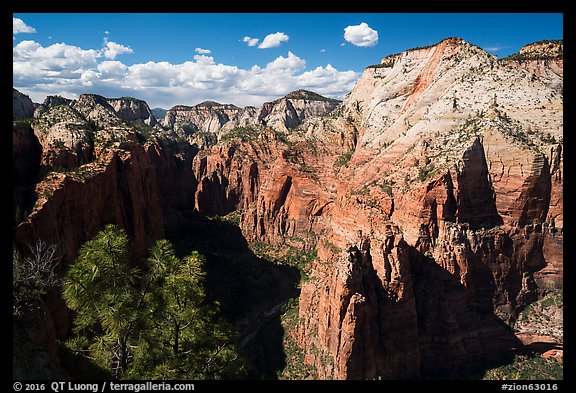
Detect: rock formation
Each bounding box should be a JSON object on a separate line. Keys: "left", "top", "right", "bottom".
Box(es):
{"left": 161, "top": 91, "right": 341, "bottom": 147}
{"left": 32, "top": 104, "right": 94, "bottom": 174}
{"left": 13, "top": 91, "right": 198, "bottom": 347}
{"left": 71, "top": 94, "right": 125, "bottom": 129}
{"left": 188, "top": 38, "right": 563, "bottom": 378}
{"left": 13, "top": 88, "right": 35, "bottom": 120}
{"left": 513, "top": 290, "right": 562, "bottom": 349}
{"left": 107, "top": 97, "right": 158, "bottom": 127}
{"left": 257, "top": 90, "right": 341, "bottom": 132}
{"left": 12, "top": 37, "right": 562, "bottom": 380}
{"left": 33, "top": 95, "right": 73, "bottom": 118}
{"left": 162, "top": 102, "right": 241, "bottom": 137}
{"left": 517, "top": 39, "right": 563, "bottom": 60}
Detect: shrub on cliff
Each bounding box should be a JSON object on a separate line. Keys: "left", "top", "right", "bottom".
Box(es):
{"left": 483, "top": 354, "right": 562, "bottom": 380}
{"left": 13, "top": 240, "right": 60, "bottom": 316}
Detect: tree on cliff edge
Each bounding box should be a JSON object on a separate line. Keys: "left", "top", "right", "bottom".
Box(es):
{"left": 62, "top": 224, "right": 245, "bottom": 379}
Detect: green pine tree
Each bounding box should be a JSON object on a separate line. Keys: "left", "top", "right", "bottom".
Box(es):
{"left": 62, "top": 224, "right": 141, "bottom": 378}
{"left": 62, "top": 224, "right": 245, "bottom": 379}
{"left": 129, "top": 240, "right": 243, "bottom": 379}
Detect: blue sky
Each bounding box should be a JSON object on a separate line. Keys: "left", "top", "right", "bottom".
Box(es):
{"left": 13, "top": 13, "right": 563, "bottom": 109}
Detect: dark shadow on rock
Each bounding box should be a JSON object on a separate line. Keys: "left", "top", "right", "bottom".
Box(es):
{"left": 13, "top": 122, "right": 42, "bottom": 227}
{"left": 408, "top": 247, "right": 525, "bottom": 379}
{"left": 166, "top": 211, "right": 300, "bottom": 379}
{"left": 519, "top": 342, "right": 562, "bottom": 354}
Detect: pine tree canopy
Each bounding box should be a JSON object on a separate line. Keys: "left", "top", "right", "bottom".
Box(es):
{"left": 62, "top": 224, "right": 246, "bottom": 379}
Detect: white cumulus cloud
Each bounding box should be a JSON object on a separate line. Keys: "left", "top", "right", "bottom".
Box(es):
{"left": 195, "top": 47, "right": 212, "bottom": 54}
{"left": 13, "top": 40, "right": 100, "bottom": 82}
{"left": 265, "top": 51, "right": 305, "bottom": 72}
{"left": 258, "top": 32, "right": 289, "bottom": 49}
{"left": 13, "top": 36, "right": 359, "bottom": 108}
{"left": 13, "top": 18, "right": 36, "bottom": 39}
{"left": 242, "top": 36, "right": 260, "bottom": 47}
{"left": 193, "top": 54, "right": 216, "bottom": 65}
{"left": 98, "top": 61, "right": 128, "bottom": 78}
{"left": 102, "top": 38, "right": 133, "bottom": 59}
{"left": 344, "top": 22, "right": 378, "bottom": 47}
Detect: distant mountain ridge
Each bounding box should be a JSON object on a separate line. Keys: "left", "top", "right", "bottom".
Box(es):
{"left": 14, "top": 89, "right": 341, "bottom": 150}
{"left": 160, "top": 90, "right": 341, "bottom": 143}
{"left": 284, "top": 89, "right": 341, "bottom": 102}
{"left": 151, "top": 107, "right": 167, "bottom": 120}
{"left": 12, "top": 36, "right": 563, "bottom": 381}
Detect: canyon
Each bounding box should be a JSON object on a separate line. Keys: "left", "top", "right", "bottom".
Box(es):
{"left": 13, "top": 37, "right": 562, "bottom": 379}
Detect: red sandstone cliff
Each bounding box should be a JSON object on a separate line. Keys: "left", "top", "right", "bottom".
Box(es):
{"left": 12, "top": 37, "right": 562, "bottom": 380}
{"left": 189, "top": 38, "right": 563, "bottom": 379}
{"left": 13, "top": 95, "right": 198, "bottom": 343}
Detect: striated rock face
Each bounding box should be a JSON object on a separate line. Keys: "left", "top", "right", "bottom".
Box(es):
{"left": 14, "top": 142, "right": 196, "bottom": 266}
{"left": 13, "top": 89, "right": 199, "bottom": 263}
{"left": 454, "top": 138, "right": 502, "bottom": 229}
{"left": 162, "top": 91, "right": 341, "bottom": 146}
{"left": 13, "top": 94, "right": 198, "bottom": 343}
{"left": 258, "top": 91, "right": 341, "bottom": 132}
{"left": 107, "top": 97, "right": 158, "bottom": 127}
{"left": 71, "top": 94, "right": 124, "bottom": 129}
{"left": 14, "top": 142, "right": 197, "bottom": 342}
{"left": 294, "top": 38, "right": 562, "bottom": 379}
{"left": 13, "top": 37, "right": 562, "bottom": 380}
{"left": 189, "top": 38, "right": 562, "bottom": 379}
{"left": 219, "top": 106, "right": 261, "bottom": 134}
{"left": 32, "top": 105, "right": 94, "bottom": 174}
{"left": 33, "top": 95, "right": 158, "bottom": 127}
{"left": 13, "top": 88, "right": 35, "bottom": 120}
{"left": 163, "top": 102, "right": 241, "bottom": 136}
{"left": 298, "top": 233, "right": 421, "bottom": 379}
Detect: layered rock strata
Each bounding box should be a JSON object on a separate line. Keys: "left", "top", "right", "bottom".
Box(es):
{"left": 189, "top": 38, "right": 563, "bottom": 378}
{"left": 12, "top": 37, "right": 562, "bottom": 380}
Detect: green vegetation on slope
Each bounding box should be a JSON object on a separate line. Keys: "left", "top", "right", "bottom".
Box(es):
{"left": 334, "top": 150, "right": 353, "bottom": 167}
{"left": 195, "top": 100, "right": 239, "bottom": 109}
{"left": 277, "top": 297, "right": 315, "bottom": 379}
{"left": 248, "top": 238, "right": 317, "bottom": 283}
{"left": 284, "top": 89, "right": 341, "bottom": 103}
{"left": 483, "top": 355, "right": 562, "bottom": 380}
{"left": 109, "top": 96, "right": 145, "bottom": 102}
{"left": 366, "top": 59, "right": 395, "bottom": 69}
{"left": 515, "top": 290, "right": 563, "bottom": 328}
{"left": 220, "top": 126, "right": 261, "bottom": 143}
{"left": 500, "top": 39, "right": 563, "bottom": 61}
